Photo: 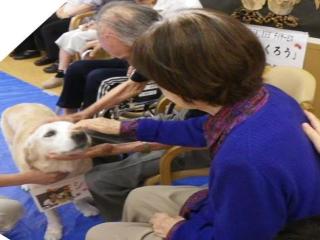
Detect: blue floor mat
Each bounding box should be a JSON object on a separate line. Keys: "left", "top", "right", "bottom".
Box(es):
{"left": 0, "top": 72, "right": 104, "bottom": 240}
{"left": 0, "top": 71, "right": 209, "bottom": 239}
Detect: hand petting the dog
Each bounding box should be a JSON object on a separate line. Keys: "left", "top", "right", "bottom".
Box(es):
{"left": 149, "top": 212, "right": 185, "bottom": 238}
{"left": 72, "top": 118, "right": 121, "bottom": 135}
{"left": 302, "top": 110, "right": 320, "bottom": 153}
{"left": 46, "top": 112, "right": 88, "bottom": 123}
{"left": 48, "top": 141, "right": 169, "bottom": 161}
{"left": 47, "top": 143, "right": 114, "bottom": 160}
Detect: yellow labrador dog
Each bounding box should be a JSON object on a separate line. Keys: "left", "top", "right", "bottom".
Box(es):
{"left": 1, "top": 103, "right": 98, "bottom": 240}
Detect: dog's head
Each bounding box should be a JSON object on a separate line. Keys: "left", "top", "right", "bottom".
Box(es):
{"left": 23, "top": 121, "right": 92, "bottom": 173}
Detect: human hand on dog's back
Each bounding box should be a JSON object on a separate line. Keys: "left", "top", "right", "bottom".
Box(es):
{"left": 46, "top": 112, "right": 88, "bottom": 124}
{"left": 72, "top": 118, "right": 121, "bottom": 135}
{"left": 47, "top": 141, "right": 168, "bottom": 160}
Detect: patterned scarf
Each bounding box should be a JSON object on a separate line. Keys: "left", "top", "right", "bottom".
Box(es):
{"left": 204, "top": 86, "right": 269, "bottom": 156}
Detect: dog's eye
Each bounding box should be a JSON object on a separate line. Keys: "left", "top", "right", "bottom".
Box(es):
{"left": 43, "top": 130, "right": 56, "bottom": 138}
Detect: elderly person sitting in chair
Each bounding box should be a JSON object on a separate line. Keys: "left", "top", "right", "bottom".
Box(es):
{"left": 67, "top": 8, "right": 320, "bottom": 240}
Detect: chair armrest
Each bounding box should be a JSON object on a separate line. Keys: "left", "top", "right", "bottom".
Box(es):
{"left": 159, "top": 146, "right": 208, "bottom": 185}
{"left": 156, "top": 97, "right": 172, "bottom": 114}
{"left": 69, "top": 10, "right": 96, "bottom": 30}
{"left": 300, "top": 101, "right": 314, "bottom": 112}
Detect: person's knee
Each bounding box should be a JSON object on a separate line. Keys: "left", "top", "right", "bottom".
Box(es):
{"left": 85, "top": 168, "right": 102, "bottom": 191}
{"left": 85, "top": 166, "right": 117, "bottom": 193}
{"left": 86, "top": 223, "right": 118, "bottom": 240}
{"left": 125, "top": 186, "right": 156, "bottom": 210}
{"left": 64, "top": 61, "right": 93, "bottom": 84}
{"left": 86, "top": 69, "right": 108, "bottom": 84}
{"left": 86, "top": 223, "right": 105, "bottom": 240}
{"left": 67, "top": 60, "right": 88, "bottom": 75}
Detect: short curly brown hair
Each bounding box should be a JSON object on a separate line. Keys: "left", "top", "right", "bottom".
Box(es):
{"left": 131, "top": 9, "right": 266, "bottom": 106}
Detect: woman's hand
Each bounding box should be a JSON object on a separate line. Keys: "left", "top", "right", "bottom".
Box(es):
{"left": 149, "top": 213, "right": 184, "bottom": 238}
{"left": 47, "top": 112, "right": 89, "bottom": 123}
{"left": 47, "top": 143, "right": 114, "bottom": 160}
{"left": 81, "top": 40, "right": 102, "bottom": 58}
{"left": 72, "top": 118, "right": 121, "bottom": 135}
{"left": 21, "top": 170, "right": 68, "bottom": 185}
{"left": 79, "top": 21, "right": 96, "bottom": 31}
{"left": 302, "top": 110, "right": 320, "bottom": 153}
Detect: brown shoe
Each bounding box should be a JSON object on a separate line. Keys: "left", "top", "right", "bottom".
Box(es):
{"left": 42, "top": 77, "right": 63, "bottom": 89}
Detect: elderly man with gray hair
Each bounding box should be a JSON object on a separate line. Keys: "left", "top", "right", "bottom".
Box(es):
{"left": 54, "top": 1, "right": 161, "bottom": 116}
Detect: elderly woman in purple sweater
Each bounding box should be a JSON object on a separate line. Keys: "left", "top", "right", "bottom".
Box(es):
{"left": 67, "top": 9, "right": 320, "bottom": 240}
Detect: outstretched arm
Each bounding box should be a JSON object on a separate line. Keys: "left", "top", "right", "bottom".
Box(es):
{"left": 51, "top": 79, "right": 147, "bottom": 123}
{"left": 72, "top": 115, "right": 209, "bottom": 147}
{"left": 0, "top": 171, "right": 67, "bottom": 186}
{"left": 47, "top": 141, "right": 168, "bottom": 161}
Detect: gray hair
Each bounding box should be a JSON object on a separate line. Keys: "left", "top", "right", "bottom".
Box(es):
{"left": 96, "top": 1, "right": 161, "bottom": 45}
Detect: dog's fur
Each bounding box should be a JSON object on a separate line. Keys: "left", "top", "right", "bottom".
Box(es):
{"left": 1, "top": 103, "right": 98, "bottom": 240}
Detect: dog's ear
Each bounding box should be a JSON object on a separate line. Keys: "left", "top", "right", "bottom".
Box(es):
{"left": 23, "top": 137, "right": 39, "bottom": 167}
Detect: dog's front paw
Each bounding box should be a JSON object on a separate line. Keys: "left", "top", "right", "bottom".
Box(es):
{"left": 21, "top": 184, "right": 30, "bottom": 192}
{"left": 44, "top": 226, "right": 63, "bottom": 240}
{"left": 78, "top": 203, "right": 99, "bottom": 217}
{"left": 74, "top": 199, "right": 99, "bottom": 217}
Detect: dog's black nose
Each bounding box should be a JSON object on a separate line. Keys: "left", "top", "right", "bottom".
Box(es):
{"left": 71, "top": 131, "right": 88, "bottom": 145}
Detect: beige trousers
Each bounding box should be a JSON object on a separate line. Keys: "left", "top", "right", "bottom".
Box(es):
{"left": 86, "top": 185, "right": 204, "bottom": 240}
{"left": 0, "top": 197, "right": 24, "bottom": 232}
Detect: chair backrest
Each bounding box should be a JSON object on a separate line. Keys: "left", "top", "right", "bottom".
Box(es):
{"left": 69, "top": 11, "right": 96, "bottom": 30}
{"left": 263, "top": 66, "right": 316, "bottom": 104}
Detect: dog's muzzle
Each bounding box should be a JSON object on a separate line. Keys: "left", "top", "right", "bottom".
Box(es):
{"left": 71, "top": 131, "right": 91, "bottom": 149}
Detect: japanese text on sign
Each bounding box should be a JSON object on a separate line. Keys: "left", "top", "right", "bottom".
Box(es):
{"left": 247, "top": 25, "right": 309, "bottom": 68}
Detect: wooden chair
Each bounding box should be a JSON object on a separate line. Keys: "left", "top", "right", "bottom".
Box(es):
{"left": 144, "top": 146, "right": 209, "bottom": 185}
{"left": 144, "top": 98, "right": 210, "bottom": 186}
{"left": 69, "top": 11, "right": 109, "bottom": 60}
{"left": 69, "top": 11, "right": 96, "bottom": 30}
{"left": 263, "top": 66, "right": 316, "bottom": 111}
{"left": 304, "top": 38, "right": 320, "bottom": 116}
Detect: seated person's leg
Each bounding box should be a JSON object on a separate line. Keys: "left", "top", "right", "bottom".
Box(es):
{"left": 85, "top": 150, "right": 165, "bottom": 221}
{"left": 82, "top": 68, "right": 128, "bottom": 109}
{"left": 68, "top": 29, "right": 97, "bottom": 54}
{"left": 55, "top": 29, "right": 84, "bottom": 56}
{"left": 123, "top": 185, "right": 202, "bottom": 222}
{"left": 86, "top": 222, "right": 162, "bottom": 240}
{"left": 57, "top": 59, "right": 127, "bottom": 113}
{"left": 86, "top": 185, "right": 203, "bottom": 240}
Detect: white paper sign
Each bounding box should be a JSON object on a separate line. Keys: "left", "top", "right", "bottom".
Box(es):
{"left": 247, "top": 25, "right": 309, "bottom": 68}
{"left": 29, "top": 175, "right": 91, "bottom": 212}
